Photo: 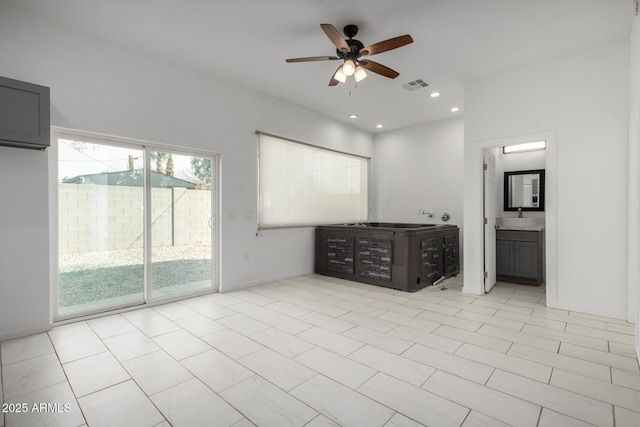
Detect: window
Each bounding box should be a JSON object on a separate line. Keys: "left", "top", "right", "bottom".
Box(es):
{"left": 257, "top": 132, "right": 369, "bottom": 229}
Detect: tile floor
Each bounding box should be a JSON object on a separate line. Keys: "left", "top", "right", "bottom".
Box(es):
{"left": 1, "top": 274, "right": 639, "bottom": 427}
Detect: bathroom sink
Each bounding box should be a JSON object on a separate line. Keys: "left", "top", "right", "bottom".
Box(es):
{"left": 496, "top": 217, "right": 545, "bottom": 230}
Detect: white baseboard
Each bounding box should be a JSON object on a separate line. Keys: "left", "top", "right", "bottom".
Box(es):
{"left": 0, "top": 323, "right": 52, "bottom": 343}
{"left": 546, "top": 300, "right": 628, "bottom": 321}
{"left": 219, "top": 269, "right": 314, "bottom": 293}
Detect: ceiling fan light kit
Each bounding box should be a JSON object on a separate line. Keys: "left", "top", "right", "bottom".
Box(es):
{"left": 354, "top": 66, "right": 367, "bottom": 82}
{"left": 333, "top": 67, "right": 347, "bottom": 83}
{"left": 342, "top": 59, "right": 356, "bottom": 76}
{"left": 286, "top": 24, "right": 413, "bottom": 87}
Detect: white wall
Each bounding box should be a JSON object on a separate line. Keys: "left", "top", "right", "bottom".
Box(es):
{"left": 0, "top": 147, "right": 50, "bottom": 340}
{"left": 464, "top": 37, "right": 630, "bottom": 319}
{"left": 0, "top": 4, "right": 373, "bottom": 340}
{"left": 372, "top": 117, "right": 464, "bottom": 229}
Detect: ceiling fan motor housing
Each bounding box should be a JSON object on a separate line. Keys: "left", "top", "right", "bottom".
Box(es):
{"left": 337, "top": 39, "right": 365, "bottom": 57}
{"left": 338, "top": 25, "right": 364, "bottom": 56}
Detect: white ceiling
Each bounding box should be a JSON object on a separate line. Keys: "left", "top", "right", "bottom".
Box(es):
{"left": 2, "top": 0, "right": 635, "bottom": 132}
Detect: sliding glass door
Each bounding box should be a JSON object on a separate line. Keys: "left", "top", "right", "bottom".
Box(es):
{"left": 57, "top": 139, "right": 145, "bottom": 315}
{"left": 55, "top": 132, "right": 217, "bottom": 319}
{"left": 149, "top": 150, "right": 214, "bottom": 298}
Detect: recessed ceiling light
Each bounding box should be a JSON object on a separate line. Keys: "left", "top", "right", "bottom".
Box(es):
{"left": 376, "top": 124, "right": 383, "bottom": 128}
{"left": 450, "top": 107, "right": 460, "bottom": 112}
{"left": 349, "top": 114, "right": 358, "bottom": 119}
{"left": 430, "top": 92, "right": 440, "bottom": 98}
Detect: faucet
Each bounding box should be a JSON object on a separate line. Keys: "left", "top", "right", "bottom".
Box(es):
{"left": 518, "top": 207, "right": 523, "bottom": 218}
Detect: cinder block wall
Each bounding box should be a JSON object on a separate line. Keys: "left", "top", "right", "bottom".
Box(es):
{"left": 59, "top": 184, "right": 211, "bottom": 253}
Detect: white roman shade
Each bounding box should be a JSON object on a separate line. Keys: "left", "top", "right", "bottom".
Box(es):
{"left": 257, "top": 132, "right": 369, "bottom": 229}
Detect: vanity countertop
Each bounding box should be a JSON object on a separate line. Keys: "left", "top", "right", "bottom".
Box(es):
{"left": 495, "top": 217, "right": 545, "bottom": 231}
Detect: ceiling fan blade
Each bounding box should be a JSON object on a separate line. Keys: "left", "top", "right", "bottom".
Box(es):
{"left": 360, "top": 35, "right": 413, "bottom": 57}
{"left": 329, "top": 65, "right": 342, "bottom": 86}
{"left": 359, "top": 60, "right": 400, "bottom": 79}
{"left": 286, "top": 56, "right": 340, "bottom": 63}
{"left": 320, "top": 24, "right": 349, "bottom": 52}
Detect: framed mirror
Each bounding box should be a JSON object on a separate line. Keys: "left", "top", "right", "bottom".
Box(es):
{"left": 504, "top": 169, "right": 545, "bottom": 211}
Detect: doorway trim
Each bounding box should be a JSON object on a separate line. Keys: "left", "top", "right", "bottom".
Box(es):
{"left": 629, "top": 98, "right": 640, "bottom": 339}
{"left": 463, "top": 131, "right": 557, "bottom": 308}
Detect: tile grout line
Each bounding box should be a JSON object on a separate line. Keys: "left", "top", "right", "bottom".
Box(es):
{"left": 81, "top": 314, "right": 207, "bottom": 426}
{"left": 3, "top": 276, "right": 637, "bottom": 427}
{"left": 46, "top": 329, "right": 89, "bottom": 427}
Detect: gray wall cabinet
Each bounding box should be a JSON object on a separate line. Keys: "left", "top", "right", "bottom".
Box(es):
{"left": 0, "top": 76, "right": 50, "bottom": 150}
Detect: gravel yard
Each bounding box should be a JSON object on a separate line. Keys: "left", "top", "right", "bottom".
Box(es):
{"left": 58, "top": 246, "right": 211, "bottom": 307}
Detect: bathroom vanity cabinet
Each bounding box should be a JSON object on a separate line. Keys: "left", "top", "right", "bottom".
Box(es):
{"left": 496, "top": 229, "right": 543, "bottom": 285}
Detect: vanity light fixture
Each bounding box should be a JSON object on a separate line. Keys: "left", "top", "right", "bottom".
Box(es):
{"left": 450, "top": 107, "right": 460, "bottom": 112}
{"left": 376, "top": 124, "right": 383, "bottom": 128}
{"left": 349, "top": 114, "right": 359, "bottom": 119}
{"left": 430, "top": 92, "right": 440, "bottom": 98}
{"left": 503, "top": 140, "right": 546, "bottom": 154}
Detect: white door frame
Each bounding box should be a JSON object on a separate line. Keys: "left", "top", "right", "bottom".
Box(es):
{"left": 483, "top": 149, "right": 497, "bottom": 292}
{"left": 463, "top": 131, "right": 557, "bottom": 307}
{"left": 628, "top": 98, "right": 640, "bottom": 336}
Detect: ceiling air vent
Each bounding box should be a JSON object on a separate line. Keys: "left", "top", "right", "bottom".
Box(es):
{"left": 402, "top": 79, "right": 429, "bottom": 91}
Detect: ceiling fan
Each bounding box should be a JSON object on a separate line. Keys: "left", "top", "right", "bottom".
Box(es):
{"left": 286, "top": 24, "right": 413, "bottom": 86}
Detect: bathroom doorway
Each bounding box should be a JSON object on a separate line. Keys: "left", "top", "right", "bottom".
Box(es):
{"left": 473, "top": 132, "right": 555, "bottom": 300}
